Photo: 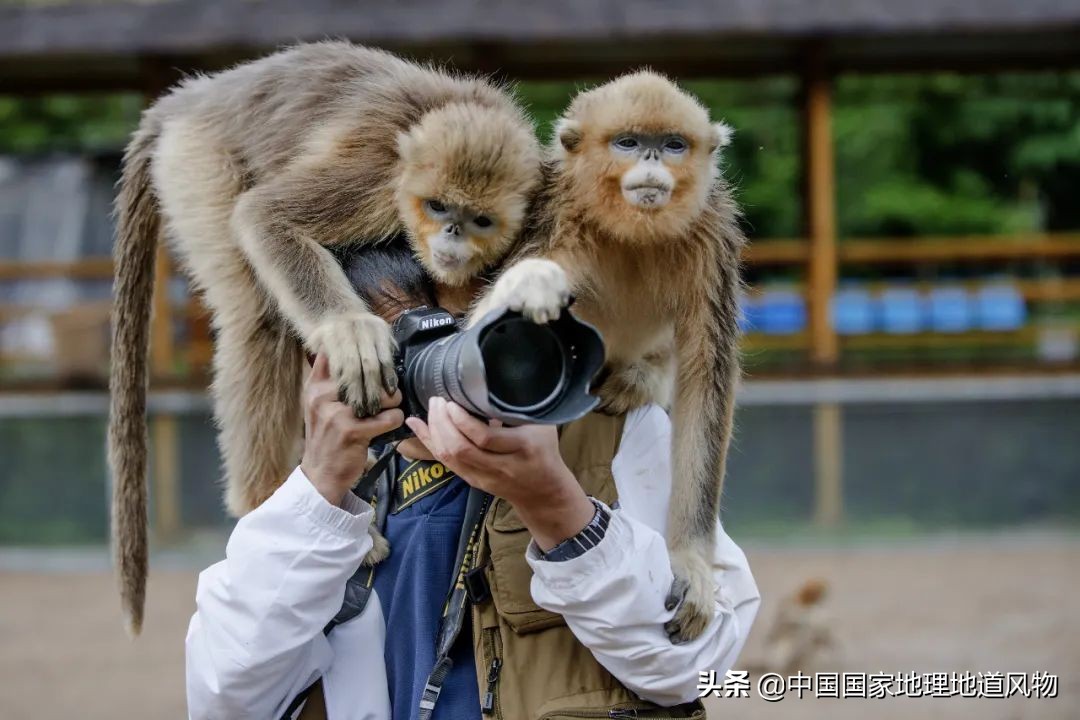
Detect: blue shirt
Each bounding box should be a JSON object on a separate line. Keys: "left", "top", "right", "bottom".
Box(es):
{"left": 372, "top": 456, "right": 481, "bottom": 720}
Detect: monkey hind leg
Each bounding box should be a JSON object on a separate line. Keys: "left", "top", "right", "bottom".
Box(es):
{"left": 595, "top": 348, "right": 675, "bottom": 414}
{"left": 212, "top": 317, "right": 305, "bottom": 517}
{"left": 363, "top": 525, "right": 390, "bottom": 566}
{"left": 664, "top": 539, "right": 716, "bottom": 644}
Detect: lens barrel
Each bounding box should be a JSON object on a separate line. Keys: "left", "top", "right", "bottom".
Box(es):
{"left": 404, "top": 307, "right": 603, "bottom": 426}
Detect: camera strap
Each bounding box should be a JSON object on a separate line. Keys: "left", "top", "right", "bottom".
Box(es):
{"left": 418, "top": 485, "right": 492, "bottom": 720}
{"left": 390, "top": 459, "right": 458, "bottom": 514}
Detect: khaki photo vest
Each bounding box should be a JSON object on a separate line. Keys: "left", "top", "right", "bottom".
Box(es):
{"left": 468, "top": 412, "right": 705, "bottom": 720}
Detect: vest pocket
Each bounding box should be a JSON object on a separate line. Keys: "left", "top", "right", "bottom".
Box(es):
{"left": 485, "top": 498, "right": 567, "bottom": 634}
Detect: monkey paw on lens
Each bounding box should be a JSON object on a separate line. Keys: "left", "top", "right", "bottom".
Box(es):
{"left": 485, "top": 258, "right": 571, "bottom": 325}
{"left": 664, "top": 546, "right": 715, "bottom": 644}
{"left": 309, "top": 312, "right": 398, "bottom": 417}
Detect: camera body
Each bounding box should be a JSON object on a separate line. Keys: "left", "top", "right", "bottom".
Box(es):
{"left": 388, "top": 306, "right": 460, "bottom": 433}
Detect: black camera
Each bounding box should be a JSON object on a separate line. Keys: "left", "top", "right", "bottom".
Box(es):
{"left": 375, "top": 306, "right": 605, "bottom": 443}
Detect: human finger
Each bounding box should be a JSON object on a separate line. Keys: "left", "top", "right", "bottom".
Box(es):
{"left": 405, "top": 417, "right": 431, "bottom": 445}
{"left": 446, "top": 402, "right": 523, "bottom": 453}
{"left": 427, "top": 398, "right": 483, "bottom": 466}
{"left": 380, "top": 388, "right": 403, "bottom": 410}
{"left": 350, "top": 407, "right": 405, "bottom": 440}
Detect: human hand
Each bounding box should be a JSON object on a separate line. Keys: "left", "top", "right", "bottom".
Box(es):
{"left": 300, "top": 353, "right": 403, "bottom": 506}
{"left": 405, "top": 398, "right": 594, "bottom": 551}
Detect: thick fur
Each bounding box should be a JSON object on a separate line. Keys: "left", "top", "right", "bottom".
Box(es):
{"left": 108, "top": 42, "right": 539, "bottom": 634}
{"left": 473, "top": 71, "right": 744, "bottom": 643}
{"left": 109, "top": 119, "right": 161, "bottom": 637}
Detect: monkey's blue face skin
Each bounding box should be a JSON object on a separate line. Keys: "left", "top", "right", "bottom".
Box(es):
{"left": 420, "top": 198, "right": 499, "bottom": 277}
{"left": 609, "top": 133, "right": 690, "bottom": 209}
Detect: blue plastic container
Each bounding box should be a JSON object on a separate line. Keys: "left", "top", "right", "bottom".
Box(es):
{"left": 831, "top": 287, "right": 874, "bottom": 335}
{"left": 976, "top": 283, "right": 1026, "bottom": 331}
{"left": 927, "top": 287, "right": 974, "bottom": 333}
{"left": 756, "top": 290, "right": 807, "bottom": 335}
{"left": 877, "top": 286, "right": 926, "bottom": 334}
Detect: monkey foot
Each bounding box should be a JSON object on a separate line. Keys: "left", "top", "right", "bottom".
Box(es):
{"left": 664, "top": 547, "right": 715, "bottom": 644}
{"left": 361, "top": 525, "right": 391, "bottom": 566}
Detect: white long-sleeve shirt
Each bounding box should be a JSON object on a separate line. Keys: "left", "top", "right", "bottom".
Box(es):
{"left": 186, "top": 405, "right": 760, "bottom": 719}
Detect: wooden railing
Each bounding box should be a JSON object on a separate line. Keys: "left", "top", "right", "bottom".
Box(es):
{"left": 744, "top": 233, "right": 1080, "bottom": 265}
{"left": 1, "top": 233, "right": 1079, "bottom": 381}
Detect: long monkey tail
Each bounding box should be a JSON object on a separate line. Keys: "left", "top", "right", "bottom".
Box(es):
{"left": 107, "top": 115, "right": 162, "bottom": 637}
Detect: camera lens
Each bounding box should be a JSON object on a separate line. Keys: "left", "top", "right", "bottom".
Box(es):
{"left": 479, "top": 318, "right": 568, "bottom": 413}
{"left": 388, "top": 305, "right": 602, "bottom": 433}
{"left": 406, "top": 334, "right": 454, "bottom": 412}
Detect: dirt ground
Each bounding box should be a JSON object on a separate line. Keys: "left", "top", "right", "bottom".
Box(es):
{"left": 1, "top": 533, "right": 1075, "bottom": 719}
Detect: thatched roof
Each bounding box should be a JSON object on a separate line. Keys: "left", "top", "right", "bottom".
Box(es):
{"left": 2, "top": 0, "right": 1079, "bottom": 91}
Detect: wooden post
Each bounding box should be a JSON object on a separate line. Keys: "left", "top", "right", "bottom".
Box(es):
{"left": 151, "top": 413, "right": 182, "bottom": 541}
{"left": 141, "top": 59, "right": 183, "bottom": 543}
{"left": 813, "top": 402, "right": 843, "bottom": 527}
{"left": 802, "top": 47, "right": 844, "bottom": 526}
{"left": 802, "top": 45, "right": 839, "bottom": 365}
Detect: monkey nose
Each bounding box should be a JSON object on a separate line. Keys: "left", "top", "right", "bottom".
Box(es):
{"left": 444, "top": 224, "right": 461, "bottom": 238}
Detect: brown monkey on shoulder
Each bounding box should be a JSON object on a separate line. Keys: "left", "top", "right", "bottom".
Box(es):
{"left": 109, "top": 41, "right": 540, "bottom": 634}
{"left": 472, "top": 71, "right": 743, "bottom": 644}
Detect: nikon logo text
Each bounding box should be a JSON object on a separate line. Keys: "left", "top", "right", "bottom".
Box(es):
{"left": 420, "top": 316, "right": 454, "bottom": 330}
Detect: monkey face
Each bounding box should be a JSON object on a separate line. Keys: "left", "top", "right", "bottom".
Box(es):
{"left": 610, "top": 133, "right": 690, "bottom": 209}
{"left": 403, "top": 195, "right": 512, "bottom": 285}
{"left": 554, "top": 72, "right": 733, "bottom": 243}
{"left": 395, "top": 101, "right": 541, "bottom": 285}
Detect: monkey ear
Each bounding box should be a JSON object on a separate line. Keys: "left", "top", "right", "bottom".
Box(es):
{"left": 555, "top": 119, "right": 583, "bottom": 153}
{"left": 710, "top": 121, "right": 734, "bottom": 153}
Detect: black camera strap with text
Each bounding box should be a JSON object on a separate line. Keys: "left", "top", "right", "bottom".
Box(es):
{"left": 417, "top": 485, "right": 491, "bottom": 720}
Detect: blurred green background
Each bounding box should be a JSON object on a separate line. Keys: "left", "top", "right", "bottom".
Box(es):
{"left": 4, "top": 71, "right": 1079, "bottom": 238}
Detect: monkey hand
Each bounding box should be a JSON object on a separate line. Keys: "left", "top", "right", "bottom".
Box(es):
{"left": 485, "top": 258, "right": 571, "bottom": 324}
{"left": 664, "top": 545, "right": 715, "bottom": 644}
{"left": 308, "top": 312, "right": 398, "bottom": 417}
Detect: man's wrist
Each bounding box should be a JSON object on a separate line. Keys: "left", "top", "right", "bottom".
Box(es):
{"left": 538, "top": 498, "right": 611, "bottom": 562}
{"left": 510, "top": 467, "right": 594, "bottom": 552}
{"left": 300, "top": 460, "right": 349, "bottom": 507}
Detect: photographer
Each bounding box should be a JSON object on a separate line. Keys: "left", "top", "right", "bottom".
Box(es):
{"left": 185, "top": 242, "right": 760, "bottom": 720}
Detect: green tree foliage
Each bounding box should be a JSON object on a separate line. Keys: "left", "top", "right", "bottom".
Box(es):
{"left": 0, "top": 93, "right": 141, "bottom": 154}
{"left": 835, "top": 73, "right": 1080, "bottom": 237}
{"left": 2, "top": 72, "right": 1077, "bottom": 238}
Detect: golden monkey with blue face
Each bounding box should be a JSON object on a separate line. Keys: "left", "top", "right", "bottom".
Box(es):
{"left": 473, "top": 72, "right": 743, "bottom": 643}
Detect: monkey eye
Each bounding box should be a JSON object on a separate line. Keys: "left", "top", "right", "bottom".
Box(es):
{"left": 425, "top": 199, "right": 448, "bottom": 215}
{"left": 473, "top": 215, "right": 493, "bottom": 229}
{"left": 664, "top": 137, "right": 688, "bottom": 153}
{"left": 613, "top": 136, "right": 639, "bottom": 150}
